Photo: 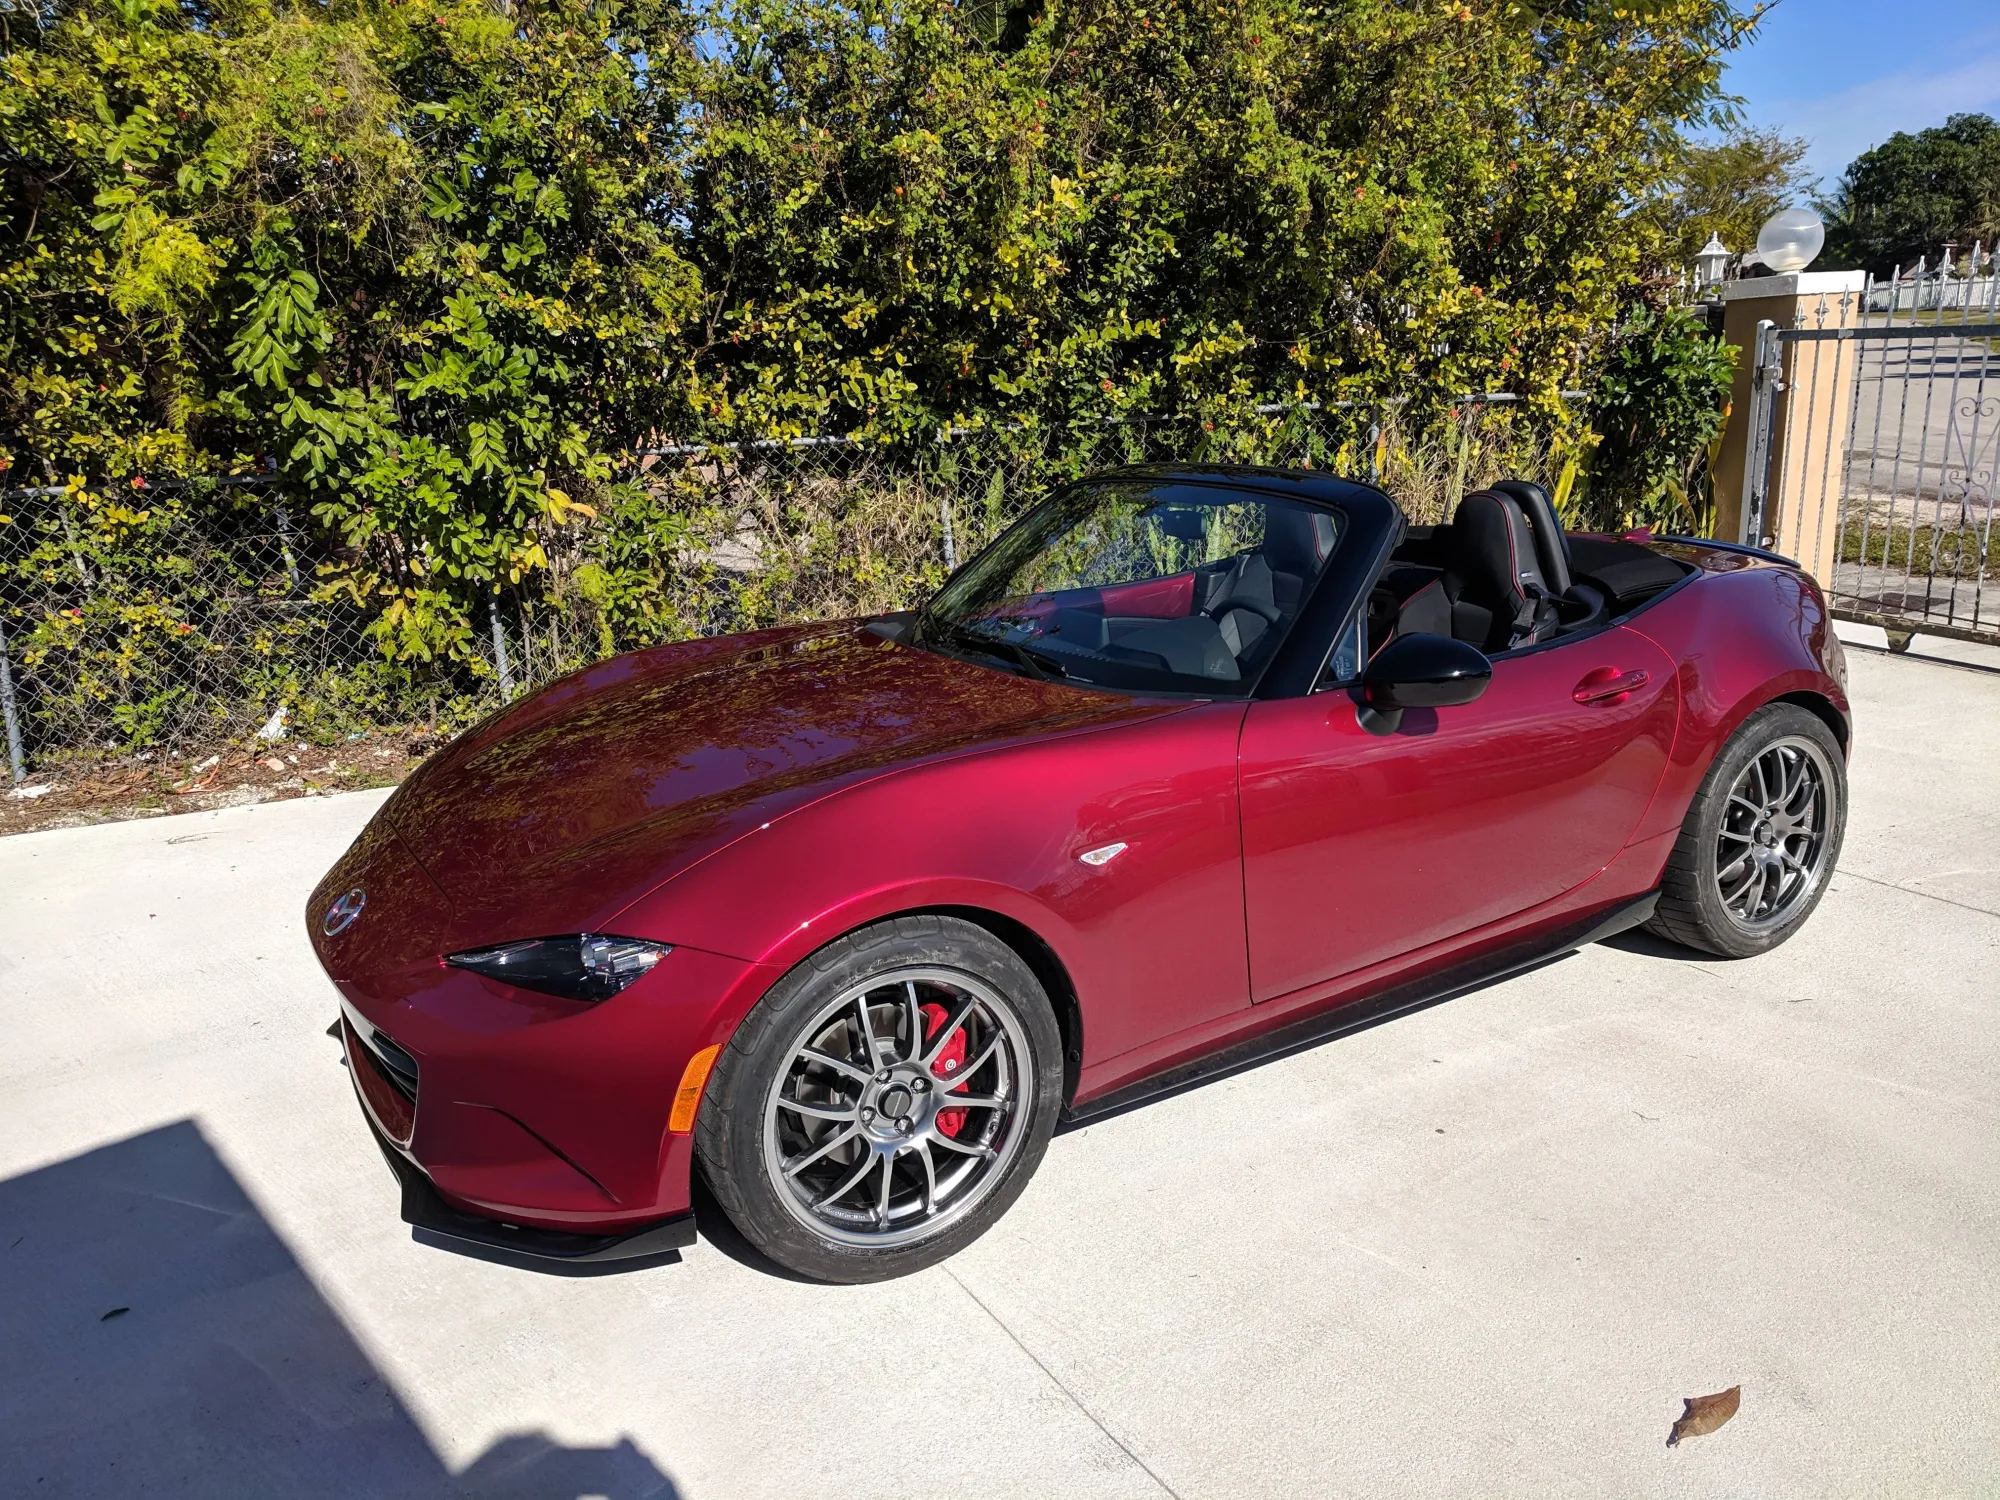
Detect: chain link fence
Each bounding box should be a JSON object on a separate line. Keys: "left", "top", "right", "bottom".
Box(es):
{"left": 1, "top": 398, "right": 1571, "bottom": 782}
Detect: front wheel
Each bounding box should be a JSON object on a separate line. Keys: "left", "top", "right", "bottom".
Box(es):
{"left": 1647, "top": 702, "right": 1847, "bottom": 958}
{"left": 694, "top": 915, "right": 1063, "bottom": 1283}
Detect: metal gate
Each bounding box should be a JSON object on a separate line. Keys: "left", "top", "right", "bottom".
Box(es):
{"left": 1746, "top": 282, "right": 2000, "bottom": 642}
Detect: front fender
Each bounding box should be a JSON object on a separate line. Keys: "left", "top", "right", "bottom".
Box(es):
{"left": 614, "top": 700, "right": 1255, "bottom": 1078}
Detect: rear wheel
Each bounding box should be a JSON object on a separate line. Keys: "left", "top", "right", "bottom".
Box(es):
{"left": 1647, "top": 702, "right": 1846, "bottom": 958}
{"left": 694, "top": 915, "right": 1062, "bottom": 1283}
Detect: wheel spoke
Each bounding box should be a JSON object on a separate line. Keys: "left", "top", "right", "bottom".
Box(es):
{"left": 816, "top": 1147, "right": 880, "bottom": 1209}
{"left": 1721, "top": 863, "right": 1758, "bottom": 912}
{"left": 799, "top": 1047, "right": 871, "bottom": 1084}
{"left": 916, "top": 1140, "right": 939, "bottom": 1213}
{"left": 1727, "top": 792, "right": 1762, "bottom": 817}
{"left": 904, "top": 980, "right": 924, "bottom": 1066}
{"left": 1716, "top": 828, "right": 1753, "bottom": 844}
{"left": 875, "top": 1152, "right": 896, "bottom": 1222}
{"left": 778, "top": 1096, "right": 857, "bottom": 1122}
{"left": 937, "top": 1092, "right": 1006, "bottom": 1111}
{"left": 1754, "top": 861, "right": 1781, "bottom": 918}
{"left": 1787, "top": 773, "right": 1818, "bottom": 820}
{"left": 1781, "top": 748, "right": 1807, "bottom": 806}
{"left": 937, "top": 1031, "right": 1003, "bottom": 1088}
{"left": 783, "top": 1125, "right": 859, "bottom": 1179}
{"left": 854, "top": 992, "right": 888, "bottom": 1070}
{"left": 928, "top": 1131, "right": 996, "bottom": 1160}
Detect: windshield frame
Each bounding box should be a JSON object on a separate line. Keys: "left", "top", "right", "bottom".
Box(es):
{"left": 909, "top": 475, "right": 1356, "bottom": 701}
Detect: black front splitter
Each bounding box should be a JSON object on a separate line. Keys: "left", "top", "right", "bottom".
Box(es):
{"left": 358, "top": 1104, "right": 695, "bottom": 1274}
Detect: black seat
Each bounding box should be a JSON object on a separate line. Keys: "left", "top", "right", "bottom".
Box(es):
{"left": 1442, "top": 489, "right": 1558, "bottom": 653}
{"left": 1258, "top": 506, "right": 1340, "bottom": 616}
{"left": 1200, "top": 552, "right": 1279, "bottom": 659}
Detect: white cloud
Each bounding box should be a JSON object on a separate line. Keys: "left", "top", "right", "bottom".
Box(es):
{"left": 1755, "top": 43, "right": 2000, "bottom": 183}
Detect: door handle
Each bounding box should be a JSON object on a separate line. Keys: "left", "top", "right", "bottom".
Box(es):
{"left": 1573, "top": 667, "right": 1649, "bottom": 705}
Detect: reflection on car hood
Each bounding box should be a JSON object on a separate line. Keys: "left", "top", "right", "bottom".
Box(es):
{"left": 386, "top": 623, "right": 1182, "bottom": 936}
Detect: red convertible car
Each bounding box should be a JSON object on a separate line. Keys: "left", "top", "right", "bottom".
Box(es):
{"left": 310, "top": 467, "right": 1849, "bottom": 1282}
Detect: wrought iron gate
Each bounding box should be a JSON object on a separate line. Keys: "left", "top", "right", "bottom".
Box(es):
{"left": 1747, "top": 289, "right": 2000, "bottom": 642}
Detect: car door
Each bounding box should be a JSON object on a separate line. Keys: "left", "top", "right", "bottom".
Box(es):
{"left": 1236, "top": 625, "right": 1680, "bottom": 1003}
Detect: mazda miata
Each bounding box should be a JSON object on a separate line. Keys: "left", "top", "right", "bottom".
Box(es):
{"left": 310, "top": 466, "right": 1850, "bottom": 1282}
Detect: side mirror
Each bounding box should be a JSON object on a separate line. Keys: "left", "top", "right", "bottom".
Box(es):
{"left": 1358, "top": 633, "right": 1491, "bottom": 732}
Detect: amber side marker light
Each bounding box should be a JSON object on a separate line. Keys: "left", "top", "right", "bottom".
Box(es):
{"left": 670, "top": 1044, "right": 721, "bottom": 1133}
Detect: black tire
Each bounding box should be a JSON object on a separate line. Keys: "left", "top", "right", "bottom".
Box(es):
{"left": 694, "top": 914, "right": 1063, "bottom": 1283}
{"left": 1646, "top": 702, "right": 1847, "bottom": 958}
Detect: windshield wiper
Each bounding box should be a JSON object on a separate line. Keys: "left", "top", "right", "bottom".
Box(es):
{"left": 926, "top": 619, "right": 1068, "bottom": 683}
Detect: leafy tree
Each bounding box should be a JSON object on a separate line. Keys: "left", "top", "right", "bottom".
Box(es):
{"left": 3, "top": 0, "right": 1761, "bottom": 723}
{"left": 4, "top": 0, "right": 707, "bottom": 668}
{"left": 1658, "top": 127, "right": 1815, "bottom": 267}
{"left": 1820, "top": 113, "right": 2000, "bottom": 275}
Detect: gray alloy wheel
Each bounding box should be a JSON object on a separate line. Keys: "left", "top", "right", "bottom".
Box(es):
{"left": 760, "top": 966, "right": 1032, "bottom": 1248}
{"left": 1711, "top": 734, "right": 1837, "bottom": 935}
{"left": 1648, "top": 702, "right": 1847, "bottom": 958}
{"left": 695, "top": 915, "right": 1063, "bottom": 1283}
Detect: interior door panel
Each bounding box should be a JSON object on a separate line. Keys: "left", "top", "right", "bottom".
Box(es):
{"left": 1236, "top": 626, "right": 1680, "bottom": 1003}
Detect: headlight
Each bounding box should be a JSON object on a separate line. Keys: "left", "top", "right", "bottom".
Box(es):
{"left": 446, "top": 934, "right": 670, "bottom": 1002}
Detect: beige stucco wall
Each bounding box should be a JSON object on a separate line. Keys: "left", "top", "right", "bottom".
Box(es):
{"left": 1712, "top": 271, "right": 1865, "bottom": 582}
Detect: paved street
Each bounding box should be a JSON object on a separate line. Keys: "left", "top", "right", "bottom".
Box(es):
{"left": 3, "top": 646, "right": 1997, "bottom": 1499}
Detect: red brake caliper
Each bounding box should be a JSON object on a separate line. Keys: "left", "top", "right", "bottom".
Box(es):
{"left": 920, "top": 1002, "right": 969, "bottom": 1138}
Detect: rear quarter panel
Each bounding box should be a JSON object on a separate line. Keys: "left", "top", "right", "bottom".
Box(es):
{"left": 1623, "top": 554, "right": 1850, "bottom": 847}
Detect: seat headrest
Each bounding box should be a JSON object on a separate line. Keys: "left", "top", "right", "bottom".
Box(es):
{"left": 1261, "top": 506, "right": 1339, "bottom": 576}
{"left": 1446, "top": 490, "right": 1545, "bottom": 611}
{"left": 1490, "top": 479, "right": 1573, "bottom": 596}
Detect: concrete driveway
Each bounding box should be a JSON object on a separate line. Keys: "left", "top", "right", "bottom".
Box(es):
{"left": 3, "top": 647, "right": 1997, "bottom": 1499}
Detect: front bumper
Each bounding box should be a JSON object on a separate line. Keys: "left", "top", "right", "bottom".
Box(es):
{"left": 313, "top": 815, "right": 771, "bottom": 1236}
{"left": 353, "top": 1089, "right": 695, "bottom": 1268}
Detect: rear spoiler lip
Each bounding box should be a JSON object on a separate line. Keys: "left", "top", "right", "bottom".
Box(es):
{"left": 1654, "top": 534, "right": 1802, "bottom": 570}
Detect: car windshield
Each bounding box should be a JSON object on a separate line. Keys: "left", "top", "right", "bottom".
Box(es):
{"left": 912, "top": 481, "right": 1344, "bottom": 695}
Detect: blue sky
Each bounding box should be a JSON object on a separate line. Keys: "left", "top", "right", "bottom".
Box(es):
{"left": 1723, "top": 0, "right": 2000, "bottom": 190}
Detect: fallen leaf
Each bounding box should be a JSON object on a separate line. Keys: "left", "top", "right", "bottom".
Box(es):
{"left": 1667, "top": 1386, "right": 1740, "bottom": 1447}
{"left": 261, "top": 757, "right": 286, "bottom": 773}
{"left": 101, "top": 1307, "right": 129, "bottom": 1322}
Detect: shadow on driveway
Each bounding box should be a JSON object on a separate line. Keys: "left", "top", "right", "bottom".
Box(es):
{"left": 0, "top": 1120, "right": 679, "bottom": 1499}
{"left": 1598, "top": 928, "right": 1713, "bottom": 962}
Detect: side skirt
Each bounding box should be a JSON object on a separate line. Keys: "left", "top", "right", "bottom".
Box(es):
{"left": 1058, "top": 891, "right": 1659, "bottom": 1132}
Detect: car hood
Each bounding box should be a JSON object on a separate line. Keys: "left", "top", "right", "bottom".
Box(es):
{"left": 386, "top": 623, "right": 1183, "bottom": 937}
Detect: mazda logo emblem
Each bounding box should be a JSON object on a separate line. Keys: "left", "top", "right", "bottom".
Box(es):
{"left": 323, "top": 888, "right": 367, "bottom": 937}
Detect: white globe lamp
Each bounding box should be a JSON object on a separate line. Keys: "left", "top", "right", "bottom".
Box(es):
{"left": 1753, "top": 208, "right": 1825, "bottom": 275}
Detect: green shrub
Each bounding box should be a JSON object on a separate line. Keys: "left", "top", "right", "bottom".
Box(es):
{"left": 1584, "top": 307, "right": 1737, "bottom": 532}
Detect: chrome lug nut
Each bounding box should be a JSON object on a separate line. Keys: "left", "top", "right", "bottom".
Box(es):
{"left": 861, "top": 1106, "right": 876, "bottom": 1124}
{"left": 876, "top": 1069, "right": 892, "bottom": 1083}
{"left": 911, "top": 1076, "right": 930, "bottom": 1093}
{"left": 897, "top": 1117, "right": 914, "bottom": 1134}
